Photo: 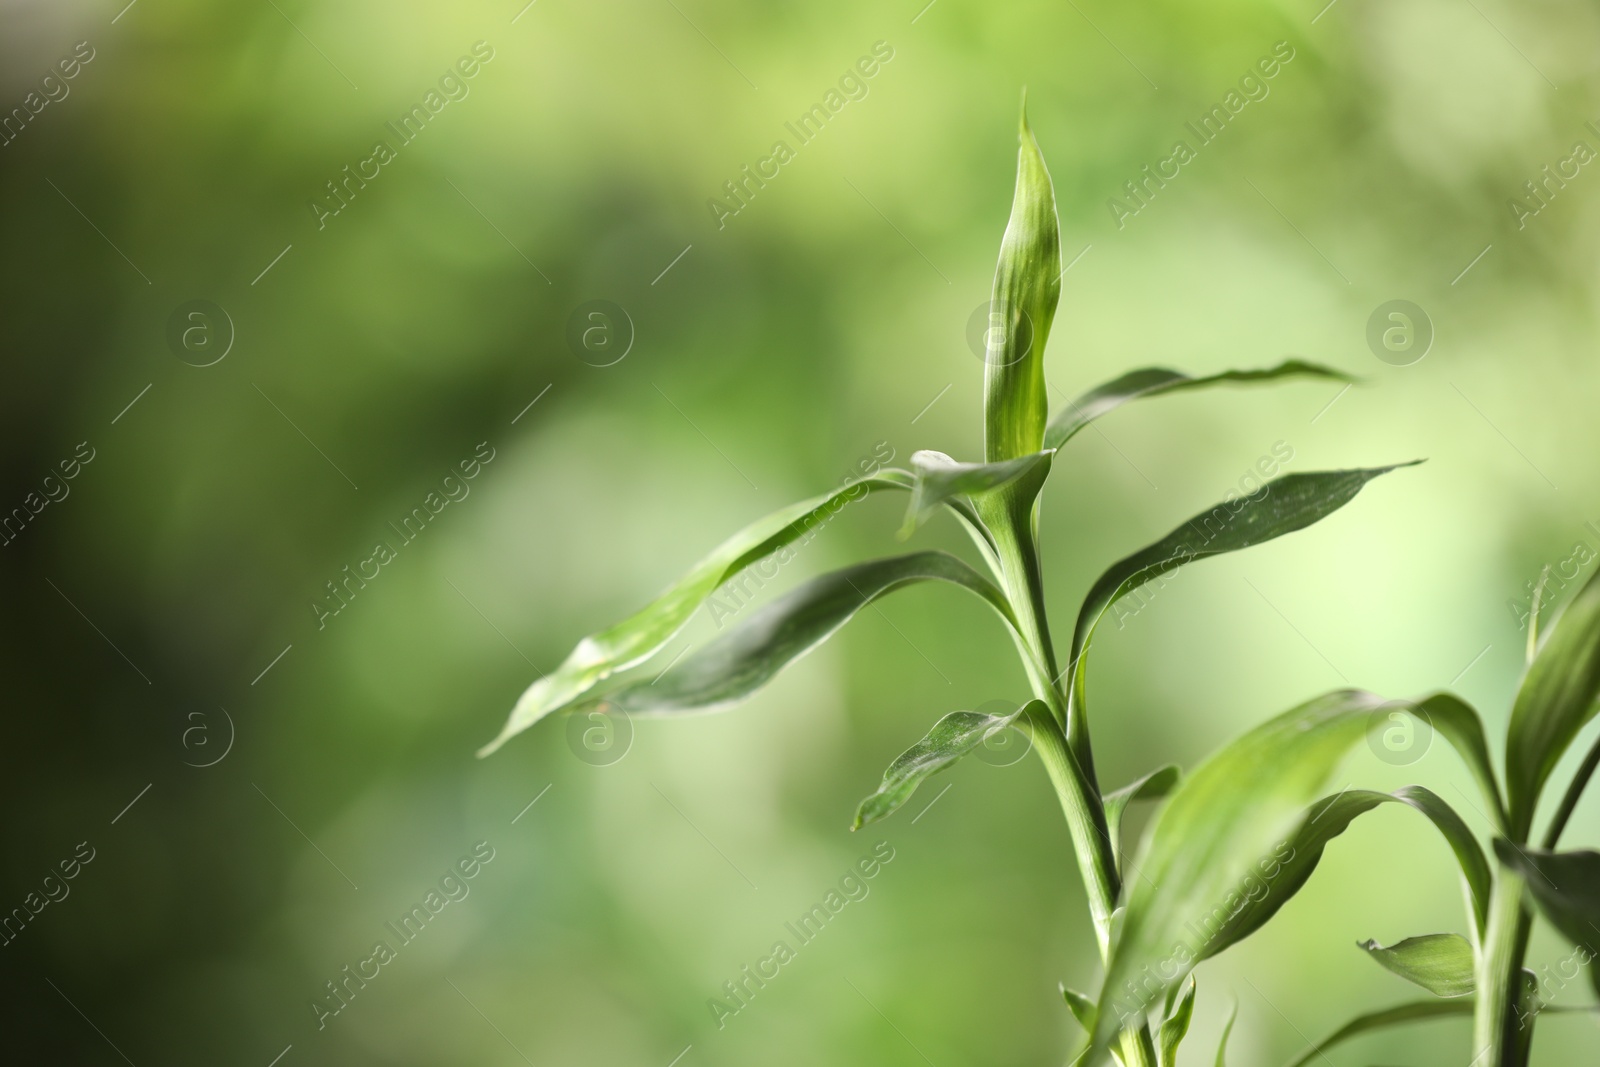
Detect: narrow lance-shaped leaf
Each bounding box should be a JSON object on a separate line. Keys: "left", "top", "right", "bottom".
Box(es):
{"left": 853, "top": 700, "right": 1045, "bottom": 829}
{"left": 479, "top": 471, "right": 919, "bottom": 754}
{"left": 1064, "top": 464, "right": 1418, "bottom": 754}
{"left": 1157, "top": 977, "right": 1196, "bottom": 1067}
{"left": 1087, "top": 688, "right": 1387, "bottom": 1060}
{"left": 1213, "top": 1002, "right": 1237, "bottom": 1067}
{"left": 899, "top": 449, "right": 1051, "bottom": 539}
{"left": 984, "top": 99, "right": 1059, "bottom": 463}
{"left": 1044, "top": 361, "right": 1352, "bottom": 452}
{"left": 1357, "top": 934, "right": 1477, "bottom": 998}
{"left": 589, "top": 551, "right": 1016, "bottom": 717}
{"left": 1281, "top": 1001, "right": 1475, "bottom": 1067}
{"left": 1506, "top": 566, "right": 1600, "bottom": 836}
{"left": 1493, "top": 841, "right": 1600, "bottom": 998}
{"left": 1200, "top": 784, "right": 1492, "bottom": 957}
{"left": 1104, "top": 765, "right": 1181, "bottom": 879}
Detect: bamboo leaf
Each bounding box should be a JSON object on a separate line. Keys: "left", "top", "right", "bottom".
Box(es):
{"left": 1044, "top": 361, "right": 1352, "bottom": 452}
{"left": 1062, "top": 984, "right": 1097, "bottom": 1033}
{"left": 1202, "top": 785, "right": 1491, "bottom": 958}
{"left": 1506, "top": 568, "right": 1600, "bottom": 836}
{"left": 853, "top": 701, "right": 1044, "bottom": 829}
{"left": 589, "top": 551, "right": 1016, "bottom": 717}
{"left": 1088, "top": 689, "right": 1387, "bottom": 1058}
{"left": 1357, "top": 933, "right": 1477, "bottom": 997}
{"left": 1493, "top": 840, "right": 1600, "bottom": 998}
{"left": 1214, "top": 1002, "right": 1237, "bottom": 1067}
{"left": 984, "top": 98, "right": 1059, "bottom": 463}
{"left": 479, "top": 471, "right": 917, "bottom": 755}
{"left": 1414, "top": 692, "right": 1507, "bottom": 833}
{"left": 899, "top": 449, "right": 1052, "bottom": 538}
{"left": 1104, "top": 765, "right": 1181, "bottom": 879}
{"left": 1157, "top": 977, "right": 1196, "bottom": 1067}
{"left": 1280, "top": 1000, "right": 1474, "bottom": 1067}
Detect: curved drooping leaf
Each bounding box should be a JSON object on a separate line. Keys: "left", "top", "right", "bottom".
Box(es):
{"left": 1414, "top": 692, "right": 1507, "bottom": 833}
{"left": 592, "top": 552, "right": 1016, "bottom": 719}
{"left": 1071, "top": 464, "right": 1418, "bottom": 670}
{"left": 1357, "top": 934, "right": 1477, "bottom": 997}
{"left": 1202, "top": 785, "right": 1491, "bottom": 957}
{"left": 1087, "top": 689, "right": 1387, "bottom": 1060}
{"left": 479, "top": 471, "right": 915, "bottom": 755}
{"left": 1213, "top": 1001, "right": 1237, "bottom": 1067}
{"left": 1493, "top": 841, "right": 1600, "bottom": 998}
{"left": 984, "top": 99, "right": 1059, "bottom": 464}
{"left": 1043, "top": 360, "right": 1352, "bottom": 452}
{"left": 1280, "top": 1000, "right": 1474, "bottom": 1067}
{"left": 899, "top": 449, "right": 1052, "bottom": 539}
{"left": 1104, "top": 765, "right": 1181, "bottom": 878}
{"left": 1063, "top": 465, "right": 1417, "bottom": 763}
{"left": 1506, "top": 567, "right": 1600, "bottom": 835}
{"left": 1157, "top": 977, "right": 1196, "bottom": 1067}
{"left": 853, "top": 700, "right": 1045, "bottom": 829}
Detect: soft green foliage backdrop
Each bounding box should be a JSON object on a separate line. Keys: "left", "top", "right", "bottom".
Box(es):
{"left": 3, "top": 0, "right": 1598, "bottom": 1063}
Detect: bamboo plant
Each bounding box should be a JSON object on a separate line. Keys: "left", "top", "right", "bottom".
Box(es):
{"left": 476, "top": 107, "right": 1600, "bottom": 1065}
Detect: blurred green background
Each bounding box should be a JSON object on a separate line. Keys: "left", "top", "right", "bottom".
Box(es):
{"left": 4, "top": 0, "right": 1600, "bottom": 1063}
